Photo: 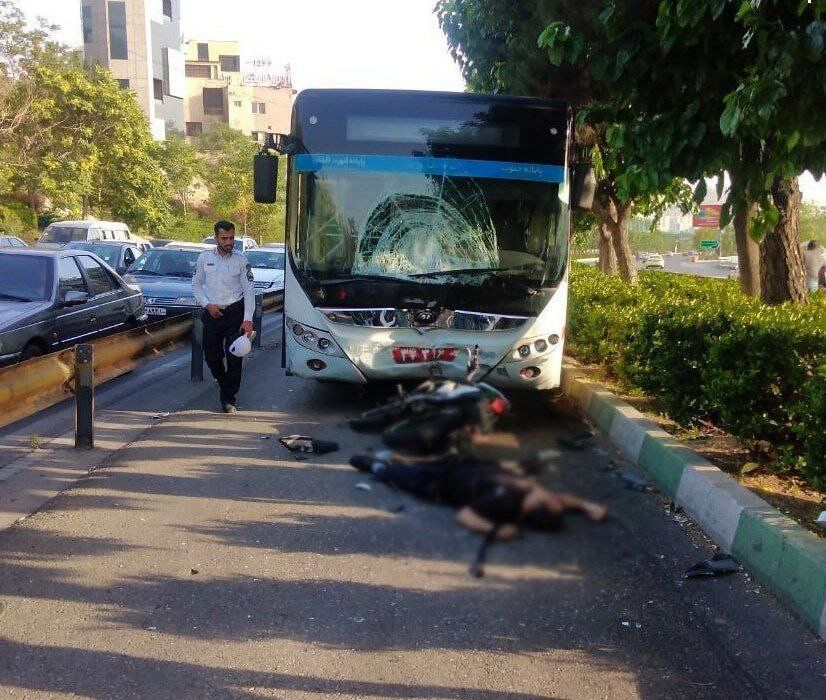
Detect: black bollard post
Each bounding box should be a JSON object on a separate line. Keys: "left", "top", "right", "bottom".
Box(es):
{"left": 191, "top": 310, "right": 204, "bottom": 381}
{"left": 252, "top": 294, "right": 263, "bottom": 348}
{"left": 74, "top": 343, "right": 94, "bottom": 449}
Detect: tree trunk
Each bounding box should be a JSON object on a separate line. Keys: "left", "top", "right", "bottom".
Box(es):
{"left": 597, "top": 222, "right": 617, "bottom": 274}
{"left": 733, "top": 201, "right": 760, "bottom": 296}
{"left": 759, "top": 176, "right": 807, "bottom": 305}
{"left": 591, "top": 186, "right": 637, "bottom": 283}
{"left": 609, "top": 203, "right": 637, "bottom": 283}
{"left": 81, "top": 193, "right": 90, "bottom": 219}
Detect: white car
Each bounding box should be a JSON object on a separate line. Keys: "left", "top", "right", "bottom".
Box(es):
{"left": 202, "top": 235, "right": 258, "bottom": 252}
{"left": 644, "top": 253, "right": 665, "bottom": 269}
{"left": 245, "top": 247, "right": 285, "bottom": 293}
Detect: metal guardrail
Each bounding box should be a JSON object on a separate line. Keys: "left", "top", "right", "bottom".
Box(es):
{"left": 0, "top": 291, "right": 283, "bottom": 432}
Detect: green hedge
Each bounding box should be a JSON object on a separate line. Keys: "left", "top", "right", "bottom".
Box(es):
{"left": 567, "top": 265, "right": 826, "bottom": 488}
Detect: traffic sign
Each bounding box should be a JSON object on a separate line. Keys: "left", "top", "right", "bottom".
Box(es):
{"left": 700, "top": 239, "right": 719, "bottom": 250}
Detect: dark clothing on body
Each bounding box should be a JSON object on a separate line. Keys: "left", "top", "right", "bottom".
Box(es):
{"left": 360, "top": 453, "right": 561, "bottom": 528}
{"left": 202, "top": 299, "right": 244, "bottom": 406}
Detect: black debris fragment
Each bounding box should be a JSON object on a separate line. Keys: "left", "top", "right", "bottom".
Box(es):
{"left": 618, "top": 471, "right": 649, "bottom": 491}
{"left": 684, "top": 553, "right": 740, "bottom": 579}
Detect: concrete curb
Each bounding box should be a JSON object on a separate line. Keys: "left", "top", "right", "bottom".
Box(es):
{"left": 561, "top": 362, "right": 826, "bottom": 639}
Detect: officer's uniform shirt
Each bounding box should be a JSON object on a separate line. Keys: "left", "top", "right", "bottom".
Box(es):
{"left": 192, "top": 248, "right": 255, "bottom": 322}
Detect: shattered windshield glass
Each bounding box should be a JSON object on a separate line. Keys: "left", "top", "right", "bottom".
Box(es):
{"left": 291, "top": 170, "right": 567, "bottom": 313}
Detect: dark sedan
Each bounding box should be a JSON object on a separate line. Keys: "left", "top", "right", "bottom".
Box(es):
{"left": 66, "top": 241, "right": 145, "bottom": 274}
{"left": 0, "top": 248, "right": 146, "bottom": 365}
{"left": 124, "top": 248, "right": 201, "bottom": 319}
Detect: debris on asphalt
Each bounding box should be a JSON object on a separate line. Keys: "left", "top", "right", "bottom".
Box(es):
{"left": 151, "top": 411, "right": 170, "bottom": 419}
{"left": 618, "top": 471, "right": 649, "bottom": 491}
{"left": 279, "top": 435, "right": 339, "bottom": 454}
{"left": 386, "top": 503, "right": 406, "bottom": 513}
{"left": 259, "top": 435, "right": 270, "bottom": 440}
{"left": 355, "top": 482, "right": 372, "bottom": 492}
{"left": 190, "top": 568, "right": 199, "bottom": 575}
{"left": 684, "top": 553, "right": 740, "bottom": 579}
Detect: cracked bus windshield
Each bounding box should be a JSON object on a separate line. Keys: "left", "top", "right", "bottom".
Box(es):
{"left": 292, "top": 170, "right": 568, "bottom": 316}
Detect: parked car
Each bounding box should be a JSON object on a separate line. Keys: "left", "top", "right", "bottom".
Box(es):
{"left": 0, "top": 235, "right": 27, "bottom": 248}
{"left": 37, "top": 220, "right": 151, "bottom": 251}
{"left": 66, "top": 241, "right": 145, "bottom": 275}
{"left": 644, "top": 253, "right": 665, "bottom": 269}
{"left": 246, "top": 246, "right": 285, "bottom": 293}
{"left": 0, "top": 248, "right": 146, "bottom": 365}
{"left": 201, "top": 235, "right": 258, "bottom": 252}
{"left": 124, "top": 248, "right": 202, "bottom": 319}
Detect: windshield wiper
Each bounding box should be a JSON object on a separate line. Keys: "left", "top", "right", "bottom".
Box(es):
{"left": 131, "top": 269, "right": 163, "bottom": 276}
{"left": 165, "top": 271, "right": 194, "bottom": 278}
{"left": 313, "top": 273, "right": 415, "bottom": 285}
{"left": 409, "top": 264, "right": 540, "bottom": 279}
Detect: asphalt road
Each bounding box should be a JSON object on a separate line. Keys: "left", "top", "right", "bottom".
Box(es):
{"left": 0, "top": 326, "right": 823, "bottom": 699}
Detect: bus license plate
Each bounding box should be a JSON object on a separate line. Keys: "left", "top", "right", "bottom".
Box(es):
{"left": 146, "top": 306, "right": 167, "bottom": 316}
{"left": 392, "top": 347, "right": 457, "bottom": 364}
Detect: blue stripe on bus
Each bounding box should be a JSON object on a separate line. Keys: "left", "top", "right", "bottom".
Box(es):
{"left": 293, "top": 154, "right": 565, "bottom": 183}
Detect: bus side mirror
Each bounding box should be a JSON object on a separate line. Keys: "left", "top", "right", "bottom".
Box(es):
{"left": 571, "top": 162, "right": 596, "bottom": 211}
{"left": 254, "top": 152, "right": 278, "bottom": 204}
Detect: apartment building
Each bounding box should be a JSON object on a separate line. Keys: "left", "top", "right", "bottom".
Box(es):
{"left": 81, "top": 0, "right": 185, "bottom": 140}
{"left": 183, "top": 40, "right": 293, "bottom": 141}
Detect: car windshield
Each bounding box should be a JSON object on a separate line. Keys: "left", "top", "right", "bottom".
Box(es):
{"left": 0, "top": 254, "right": 53, "bottom": 301}
{"left": 40, "top": 226, "right": 87, "bottom": 243}
{"left": 127, "top": 249, "right": 199, "bottom": 277}
{"left": 291, "top": 170, "right": 568, "bottom": 315}
{"left": 246, "top": 250, "right": 285, "bottom": 269}
{"left": 69, "top": 243, "right": 119, "bottom": 267}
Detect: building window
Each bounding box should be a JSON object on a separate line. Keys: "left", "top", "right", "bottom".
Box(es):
{"left": 186, "top": 122, "right": 203, "bottom": 137}
{"left": 219, "top": 54, "right": 240, "bottom": 72}
{"left": 202, "top": 87, "right": 225, "bottom": 115}
{"left": 162, "top": 0, "right": 172, "bottom": 19}
{"left": 251, "top": 102, "right": 266, "bottom": 114}
{"left": 81, "top": 5, "right": 92, "bottom": 43}
{"left": 116, "top": 78, "right": 130, "bottom": 89}
{"left": 107, "top": 2, "right": 128, "bottom": 60}
{"left": 197, "top": 42, "right": 208, "bottom": 61}
{"left": 233, "top": 100, "right": 242, "bottom": 107}
{"left": 153, "top": 78, "right": 164, "bottom": 101}
{"left": 185, "top": 63, "right": 211, "bottom": 78}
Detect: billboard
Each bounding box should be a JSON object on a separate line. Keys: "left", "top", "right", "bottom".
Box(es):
{"left": 241, "top": 57, "right": 292, "bottom": 88}
{"left": 693, "top": 203, "right": 722, "bottom": 229}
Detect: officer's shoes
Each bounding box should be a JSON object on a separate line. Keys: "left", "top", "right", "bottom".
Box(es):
{"left": 222, "top": 404, "right": 238, "bottom": 414}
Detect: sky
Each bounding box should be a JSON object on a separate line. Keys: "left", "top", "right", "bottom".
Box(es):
{"left": 18, "top": 0, "right": 826, "bottom": 204}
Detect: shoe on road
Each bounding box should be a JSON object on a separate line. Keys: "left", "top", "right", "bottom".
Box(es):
{"left": 222, "top": 404, "right": 238, "bottom": 414}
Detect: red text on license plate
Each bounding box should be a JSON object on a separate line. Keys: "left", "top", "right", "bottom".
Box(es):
{"left": 392, "top": 347, "right": 457, "bottom": 364}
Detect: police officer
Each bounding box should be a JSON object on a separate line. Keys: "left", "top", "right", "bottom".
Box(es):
{"left": 192, "top": 220, "right": 255, "bottom": 413}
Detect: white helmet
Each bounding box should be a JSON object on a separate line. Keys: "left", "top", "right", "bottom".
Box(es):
{"left": 229, "top": 334, "right": 252, "bottom": 357}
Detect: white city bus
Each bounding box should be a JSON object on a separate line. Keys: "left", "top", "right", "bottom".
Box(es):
{"left": 255, "top": 89, "right": 589, "bottom": 389}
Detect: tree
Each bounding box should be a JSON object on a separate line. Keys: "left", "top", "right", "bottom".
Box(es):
{"left": 6, "top": 58, "right": 172, "bottom": 231}
{"left": 437, "top": 0, "right": 691, "bottom": 283}
{"left": 197, "top": 124, "right": 284, "bottom": 241}
{"left": 157, "top": 134, "right": 203, "bottom": 215}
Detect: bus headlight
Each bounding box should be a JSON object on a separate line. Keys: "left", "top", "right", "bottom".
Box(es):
{"left": 508, "top": 333, "right": 562, "bottom": 362}
{"left": 287, "top": 316, "right": 345, "bottom": 357}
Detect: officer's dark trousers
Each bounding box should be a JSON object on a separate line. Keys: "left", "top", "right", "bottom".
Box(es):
{"left": 202, "top": 299, "right": 244, "bottom": 407}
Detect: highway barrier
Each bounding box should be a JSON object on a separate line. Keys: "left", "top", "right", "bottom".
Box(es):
{"left": 0, "top": 291, "right": 283, "bottom": 431}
